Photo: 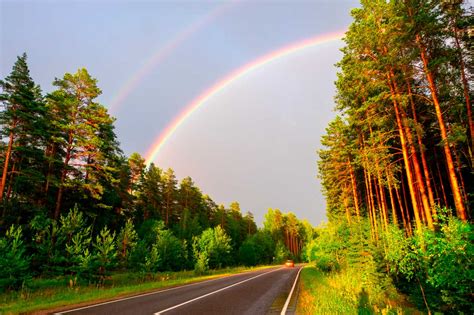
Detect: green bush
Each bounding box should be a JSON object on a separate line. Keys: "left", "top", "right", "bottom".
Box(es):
{"left": 384, "top": 209, "right": 474, "bottom": 313}
{"left": 0, "top": 225, "right": 31, "bottom": 290}
{"left": 273, "top": 241, "right": 291, "bottom": 264}
{"left": 93, "top": 227, "right": 117, "bottom": 284}
{"left": 155, "top": 229, "right": 186, "bottom": 271}
{"left": 239, "top": 231, "right": 275, "bottom": 266}
{"left": 194, "top": 252, "right": 209, "bottom": 275}
{"left": 193, "top": 226, "right": 231, "bottom": 269}
{"left": 314, "top": 254, "right": 340, "bottom": 273}
{"left": 116, "top": 219, "right": 138, "bottom": 268}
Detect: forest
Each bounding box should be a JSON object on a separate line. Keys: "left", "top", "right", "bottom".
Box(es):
{"left": 304, "top": 0, "right": 473, "bottom": 313}
{"left": 0, "top": 54, "right": 315, "bottom": 294}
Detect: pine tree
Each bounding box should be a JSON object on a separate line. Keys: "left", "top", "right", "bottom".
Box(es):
{"left": 0, "top": 53, "right": 47, "bottom": 207}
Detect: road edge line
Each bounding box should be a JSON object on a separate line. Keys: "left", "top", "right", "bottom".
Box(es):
{"left": 280, "top": 266, "right": 303, "bottom": 315}
{"left": 154, "top": 267, "right": 284, "bottom": 314}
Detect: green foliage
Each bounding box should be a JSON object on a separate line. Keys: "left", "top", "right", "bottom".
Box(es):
{"left": 193, "top": 226, "right": 231, "bottom": 269}
{"left": 140, "top": 245, "right": 161, "bottom": 276}
{"left": 93, "top": 227, "right": 117, "bottom": 284}
{"left": 384, "top": 210, "right": 474, "bottom": 313}
{"left": 154, "top": 229, "right": 186, "bottom": 271}
{"left": 194, "top": 252, "right": 209, "bottom": 275}
{"left": 238, "top": 231, "right": 275, "bottom": 266}
{"left": 0, "top": 225, "right": 31, "bottom": 290}
{"left": 273, "top": 241, "right": 291, "bottom": 264}
{"left": 116, "top": 219, "right": 138, "bottom": 268}
{"left": 64, "top": 222, "right": 92, "bottom": 279}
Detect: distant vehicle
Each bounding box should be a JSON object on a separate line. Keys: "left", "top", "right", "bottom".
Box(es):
{"left": 285, "top": 260, "right": 294, "bottom": 267}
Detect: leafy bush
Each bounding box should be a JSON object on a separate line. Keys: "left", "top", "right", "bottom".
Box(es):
{"left": 314, "top": 254, "right": 340, "bottom": 272}
{"left": 384, "top": 209, "right": 474, "bottom": 313}
{"left": 155, "top": 229, "right": 186, "bottom": 271}
{"left": 116, "top": 219, "right": 138, "bottom": 268}
{"left": 0, "top": 225, "right": 31, "bottom": 290}
{"left": 193, "top": 226, "right": 231, "bottom": 269}
{"left": 273, "top": 241, "right": 291, "bottom": 264}
{"left": 194, "top": 252, "right": 209, "bottom": 275}
{"left": 140, "top": 245, "right": 161, "bottom": 276}
{"left": 239, "top": 231, "right": 275, "bottom": 266}
{"left": 93, "top": 227, "right": 117, "bottom": 284}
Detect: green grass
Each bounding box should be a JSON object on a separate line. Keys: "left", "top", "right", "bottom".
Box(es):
{"left": 296, "top": 266, "right": 422, "bottom": 314}
{"left": 0, "top": 265, "right": 275, "bottom": 314}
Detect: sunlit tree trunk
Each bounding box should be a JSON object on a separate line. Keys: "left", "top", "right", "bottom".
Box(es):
{"left": 406, "top": 80, "right": 436, "bottom": 210}
{"left": 416, "top": 34, "right": 467, "bottom": 221}
{"left": 434, "top": 148, "right": 448, "bottom": 207}
{"left": 387, "top": 73, "right": 423, "bottom": 230}
{"left": 348, "top": 160, "right": 361, "bottom": 220}
{"left": 391, "top": 70, "right": 433, "bottom": 229}
{"left": 0, "top": 130, "right": 14, "bottom": 201}
{"left": 452, "top": 22, "right": 474, "bottom": 166}
{"left": 386, "top": 171, "right": 398, "bottom": 226}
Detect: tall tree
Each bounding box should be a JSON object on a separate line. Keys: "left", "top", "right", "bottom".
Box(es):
{"left": 46, "top": 68, "right": 114, "bottom": 219}
{"left": 0, "top": 53, "right": 46, "bottom": 204}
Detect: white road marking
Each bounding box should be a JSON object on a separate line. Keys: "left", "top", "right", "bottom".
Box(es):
{"left": 54, "top": 267, "right": 278, "bottom": 314}
{"left": 154, "top": 267, "right": 284, "bottom": 314}
{"left": 280, "top": 266, "right": 303, "bottom": 315}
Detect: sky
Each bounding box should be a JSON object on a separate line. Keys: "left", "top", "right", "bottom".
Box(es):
{"left": 1, "top": 0, "right": 359, "bottom": 227}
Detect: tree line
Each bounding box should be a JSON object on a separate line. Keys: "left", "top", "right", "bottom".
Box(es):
{"left": 0, "top": 54, "right": 315, "bottom": 290}
{"left": 314, "top": 0, "right": 472, "bottom": 312}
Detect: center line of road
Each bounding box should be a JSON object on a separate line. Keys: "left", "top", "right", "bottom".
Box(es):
{"left": 154, "top": 267, "right": 284, "bottom": 314}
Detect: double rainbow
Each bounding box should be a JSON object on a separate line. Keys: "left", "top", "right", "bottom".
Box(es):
{"left": 108, "top": 1, "right": 237, "bottom": 114}
{"left": 145, "top": 31, "right": 345, "bottom": 165}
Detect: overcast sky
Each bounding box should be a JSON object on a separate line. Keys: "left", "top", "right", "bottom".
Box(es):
{"left": 1, "top": 0, "right": 359, "bottom": 226}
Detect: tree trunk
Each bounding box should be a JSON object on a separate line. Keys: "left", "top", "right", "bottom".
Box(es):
{"left": 391, "top": 70, "right": 433, "bottom": 229}
{"left": 386, "top": 171, "right": 398, "bottom": 226}
{"left": 364, "top": 168, "right": 377, "bottom": 241}
{"left": 416, "top": 34, "right": 467, "bottom": 221}
{"left": 395, "top": 182, "right": 409, "bottom": 234}
{"left": 5, "top": 161, "right": 17, "bottom": 201}
{"left": 434, "top": 148, "right": 448, "bottom": 207}
{"left": 452, "top": 23, "right": 474, "bottom": 167}
{"left": 54, "top": 143, "right": 72, "bottom": 219}
{"left": 348, "top": 160, "right": 361, "bottom": 220}
{"left": 0, "top": 130, "right": 14, "bottom": 201}
{"left": 406, "top": 80, "right": 436, "bottom": 210}
{"left": 343, "top": 187, "right": 352, "bottom": 225}
{"left": 387, "top": 73, "right": 423, "bottom": 230}
{"left": 400, "top": 174, "right": 413, "bottom": 236}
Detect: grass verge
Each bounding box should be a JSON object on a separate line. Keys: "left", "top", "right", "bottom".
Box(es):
{"left": 296, "top": 265, "right": 422, "bottom": 314}
{"left": 0, "top": 265, "right": 275, "bottom": 314}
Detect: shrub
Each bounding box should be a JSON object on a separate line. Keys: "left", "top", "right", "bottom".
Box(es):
{"left": 93, "top": 227, "right": 117, "bottom": 284}
{"left": 194, "top": 252, "right": 209, "bottom": 275}
{"left": 0, "top": 225, "right": 31, "bottom": 290}
{"left": 116, "top": 219, "right": 138, "bottom": 268}
{"left": 193, "top": 226, "right": 231, "bottom": 269}
{"left": 314, "top": 254, "right": 340, "bottom": 273}
{"left": 273, "top": 241, "right": 291, "bottom": 263}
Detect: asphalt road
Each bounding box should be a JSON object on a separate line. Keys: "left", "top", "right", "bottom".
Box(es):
{"left": 54, "top": 266, "right": 302, "bottom": 315}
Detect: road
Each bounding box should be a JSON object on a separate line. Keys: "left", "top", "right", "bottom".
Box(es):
{"left": 54, "top": 266, "right": 302, "bottom": 315}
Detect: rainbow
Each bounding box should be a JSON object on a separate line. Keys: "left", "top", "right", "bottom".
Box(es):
{"left": 145, "top": 31, "right": 345, "bottom": 165}
{"left": 108, "top": 1, "right": 237, "bottom": 114}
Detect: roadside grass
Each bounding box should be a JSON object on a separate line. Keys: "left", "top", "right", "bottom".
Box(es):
{"left": 297, "top": 266, "right": 422, "bottom": 314}
{"left": 0, "top": 265, "right": 275, "bottom": 314}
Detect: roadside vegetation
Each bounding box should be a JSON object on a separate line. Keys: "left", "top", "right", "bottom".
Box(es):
{"left": 304, "top": 0, "right": 473, "bottom": 314}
